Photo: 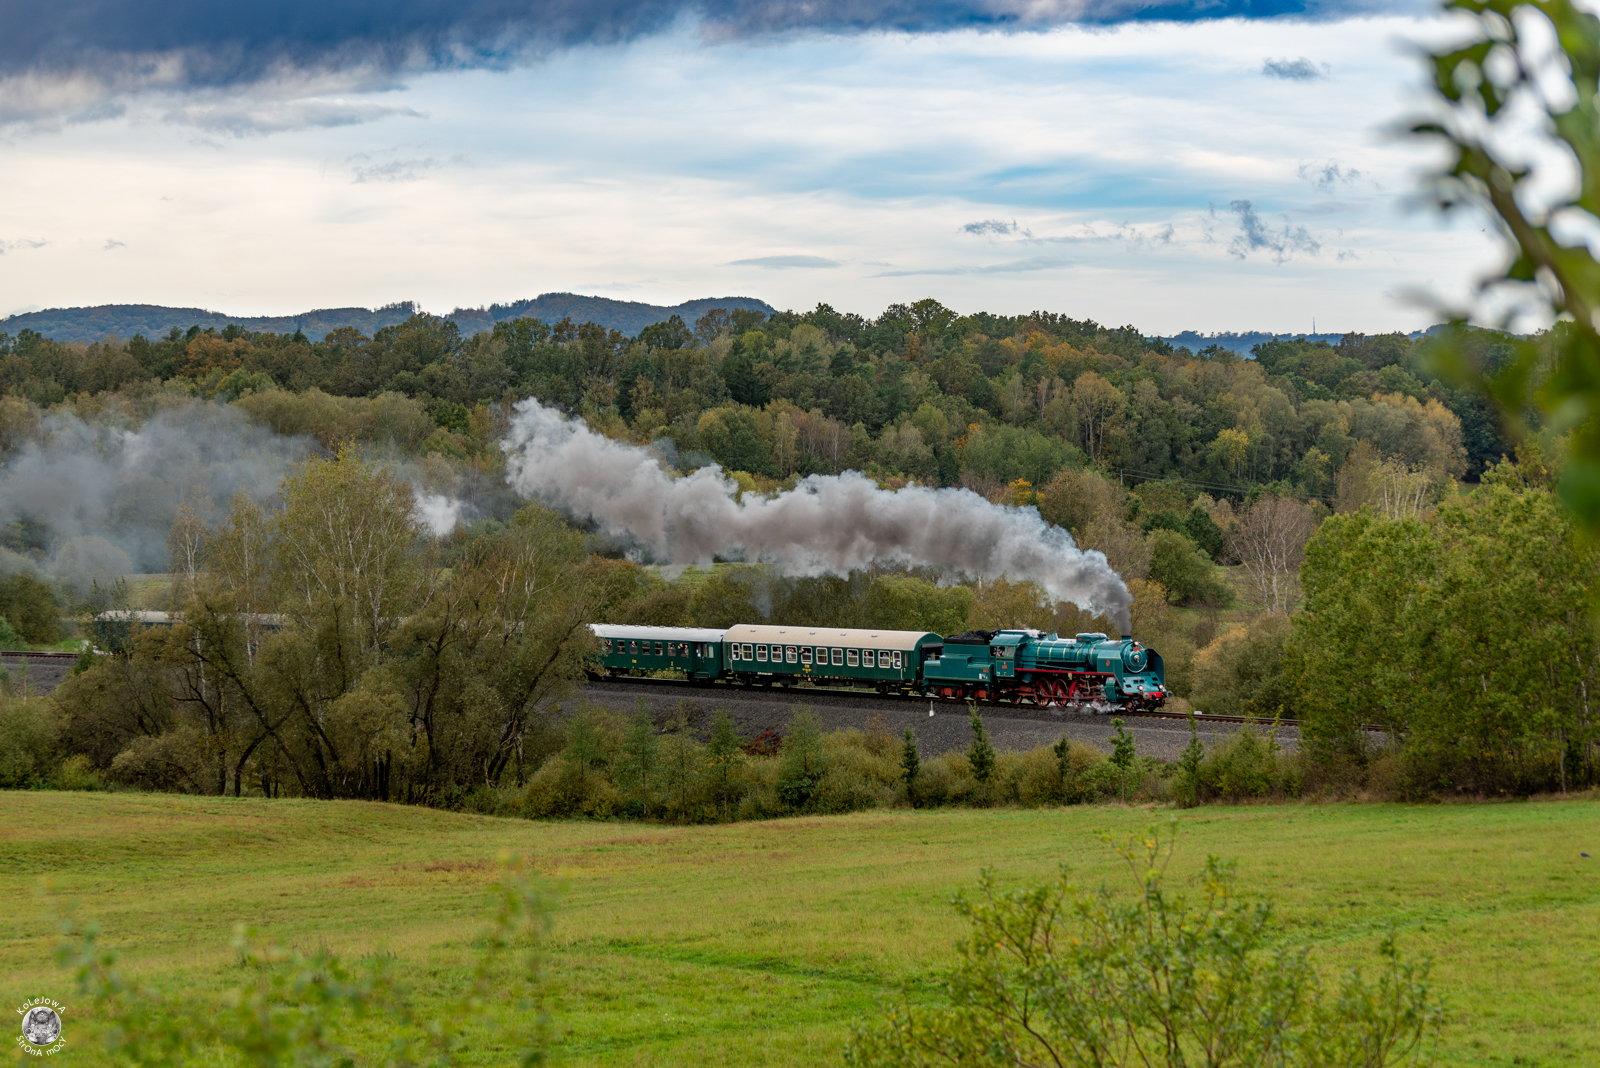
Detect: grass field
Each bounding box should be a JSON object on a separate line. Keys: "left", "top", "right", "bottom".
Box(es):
{"left": 3, "top": 793, "right": 1598, "bottom": 1066}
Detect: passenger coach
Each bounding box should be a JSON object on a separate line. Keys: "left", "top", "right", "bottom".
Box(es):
{"left": 722, "top": 625, "right": 943, "bottom": 692}
{"left": 589, "top": 624, "right": 728, "bottom": 682}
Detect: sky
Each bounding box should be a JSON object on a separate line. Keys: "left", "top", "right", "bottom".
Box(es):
{"left": 0, "top": 0, "right": 1513, "bottom": 336}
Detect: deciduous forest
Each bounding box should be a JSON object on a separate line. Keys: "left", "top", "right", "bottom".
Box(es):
{"left": 0, "top": 297, "right": 1593, "bottom": 809}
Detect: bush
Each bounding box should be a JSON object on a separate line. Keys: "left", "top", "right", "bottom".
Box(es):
{"left": 0, "top": 697, "right": 61, "bottom": 787}
{"left": 849, "top": 825, "right": 1441, "bottom": 1068}
{"left": 1192, "top": 728, "right": 1301, "bottom": 803}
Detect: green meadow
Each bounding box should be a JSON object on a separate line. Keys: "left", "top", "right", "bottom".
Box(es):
{"left": 3, "top": 793, "right": 1598, "bottom": 1066}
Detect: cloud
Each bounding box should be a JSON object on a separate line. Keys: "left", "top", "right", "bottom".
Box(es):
{"left": 349, "top": 153, "right": 455, "bottom": 182}
{"left": 1298, "top": 160, "right": 1361, "bottom": 190}
{"left": 1225, "top": 199, "right": 1319, "bottom": 263}
{"left": 727, "top": 254, "right": 840, "bottom": 268}
{"left": 0, "top": 0, "right": 1401, "bottom": 128}
{"left": 102, "top": 238, "right": 126, "bottom": 250}
{"left": 0, "top": 239, "right": 47, "bottom": 255}
{"left": 166, "top": 98, "right": 425, "bottom": 136}
{"left": 1262, "top": 56, "right": 1326, "bottom": 80}
{"left": 874, "top": 254, "right": 1073, "bottom": 276}
{"left": 961, "top": 218, "right": 1026, "bottom": 236}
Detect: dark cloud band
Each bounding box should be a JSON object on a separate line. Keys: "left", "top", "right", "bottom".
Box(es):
{"left": 0, "top": 0, "right": 1407, "bottom": 88}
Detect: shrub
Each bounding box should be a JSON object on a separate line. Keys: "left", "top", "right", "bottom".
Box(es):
{"left": 814, "top": 731, "right": 900, "bottom": 813}
{"left": 849, "top": 825, "right": 1440, "bottom": 1068}
{"left": 0, "top": 697, "right": 61, "bottom": 787}
{"left": 1194, "top": 728, "right": 1301, "bottom": 803}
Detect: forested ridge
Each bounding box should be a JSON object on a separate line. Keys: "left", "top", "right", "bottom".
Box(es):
{"left": 0, "top": 296, "right": 1593, "bottom": 808}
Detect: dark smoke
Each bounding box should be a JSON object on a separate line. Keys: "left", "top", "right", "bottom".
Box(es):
{"left": 502, "top": 398, "right": 1134, "bottom": 631}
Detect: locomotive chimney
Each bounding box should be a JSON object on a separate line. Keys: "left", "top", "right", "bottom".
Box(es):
{"left": 1121, "top": 633, "right": 1133, "bottom": 642}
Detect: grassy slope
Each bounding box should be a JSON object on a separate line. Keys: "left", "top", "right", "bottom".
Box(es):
{"left": 3, "top": 793, "right": 1598, "bottom": 1066}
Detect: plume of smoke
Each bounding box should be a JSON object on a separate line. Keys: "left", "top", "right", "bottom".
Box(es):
{"left": 0, "top": 402, "right": 316, "bottom": 595}
{"left": 412, "top": 489, "right": 464, "bottom": 537}
{"left": 502, "top": 399, "right": 1133, "bottom": 631}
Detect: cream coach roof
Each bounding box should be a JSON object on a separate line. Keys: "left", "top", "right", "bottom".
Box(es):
{"left": 724, "top": 625, "right": 941, "bottom": 652}
{"left": 590, "top": 624, "right": 729, "bottom": 643}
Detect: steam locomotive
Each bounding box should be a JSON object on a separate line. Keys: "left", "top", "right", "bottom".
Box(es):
{"left": 589, "top": 623, "right": 1167, "bottom": 711}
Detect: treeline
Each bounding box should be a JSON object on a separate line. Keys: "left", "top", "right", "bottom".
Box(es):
{"left": 0, "top": 298, "right": 1516, "bottom": 502}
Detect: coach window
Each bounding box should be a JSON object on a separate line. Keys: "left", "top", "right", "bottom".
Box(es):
{"left": 743, "top": 644, "right": 753, "bottom": 660}
{"left": 756, "top": 644, "right": 768, "bottom": 661}
{"left": 800, "top": 647, "right": 812, "bottom": 665}
{"left": 815, "top": 646, "right": 827, "bottom": 664}
{"left": 831, "top": 648, "right": 843, "bottom": 666}
{"left": 603, "top": 639, "right": 612, "bottom": 653}
{"left": 626, "top": 641, "right": 635, "bottom": 654}
{"left": 862, "top": 649, "right": 875, "bottom": 668}
{"left": 784, "top": 646, "right": 795, "bottom": 663}
{"left": 846, "top": 649, "right": 859, "bottom": 667}
{"left": 893, "top": 651, "right": 903, "bottom": 669}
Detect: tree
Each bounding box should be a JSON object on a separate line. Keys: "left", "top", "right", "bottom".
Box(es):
{"left": 1184, "top": 504, "right": 1227, "bottom": 560}
{"left": 1146, "top": 529, "right": 1231, "bottom": 606}
{"left": 0, "top": 573, "right": 61, "bottom": 644}
{"left": 848, "top": 825, "right": 1439, "bottom": 1068}
{"left": 1068, "top": 372, "right": 1124, "bottom": 462}
{"left": 900, "top": 728, "right": 921, "bottom": 805}
{"left": 1109, "top": 718, "right": 1136, "bottom": 802}
{"left": 704, "top": 708, "right": 744, "bottom": 818}
{"left": 618, "top": 710, "right": 660, "bottom": 816}
{"left": 1229, "top": 496, "right": 1316, "bottom": 615}
{"left": 967, "top": 704, "right": 996, "bottom": 789}
{"left": 776, "top": 709, "right": 825, "bottom": 811}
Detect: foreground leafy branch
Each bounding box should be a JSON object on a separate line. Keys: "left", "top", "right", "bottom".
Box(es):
{"left": 848, "top": 824, "right": 1440, "bottom": 1068}
{"left": 1415, "top": 0, "right": 1600, "bottom": 528}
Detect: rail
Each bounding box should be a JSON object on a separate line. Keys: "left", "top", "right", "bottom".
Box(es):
{"left": 0, "top": 650, "right": 80, "bottom": 660}
{"left": 584, "top": 674, "right": 1395, "bottom": 733}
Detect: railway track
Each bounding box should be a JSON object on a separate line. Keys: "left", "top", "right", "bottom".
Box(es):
{"left": 0, "top": 650, "right": 78, "bottom": 660}
{"left": 582, "top": 675, "right": 1308, "bottom": 731}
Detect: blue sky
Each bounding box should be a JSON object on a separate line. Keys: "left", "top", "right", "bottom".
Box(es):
{"left": 0, "top": 1, "right": 1504, "bottom": 335}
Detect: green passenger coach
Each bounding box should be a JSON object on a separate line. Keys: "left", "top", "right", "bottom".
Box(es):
{"left": 722, "top": 625, "right": 943, "bottom": 692}
{"left": 589, "top": 625, "right": 727, "bottom": 681}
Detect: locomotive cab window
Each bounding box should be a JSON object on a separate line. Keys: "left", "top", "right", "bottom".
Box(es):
{"left": 831, "top": 648, "right": 843, "bottom": 666}
{"left": 846, "top": 649, "right": 859, "bottom": 667}
{"left": 862, "top": 650, "right": 875, "bottom": 668}
{"left": 800, "top": 647, "right": 812, "bottom": 665}
{"left": 786, "top": 646, "right": 797, "bottom": 663}
{"left": 756, "top": 645, "right": 768, "bottom": 661}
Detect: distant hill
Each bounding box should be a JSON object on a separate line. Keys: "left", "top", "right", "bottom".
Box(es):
{"left": 1160, "top": 326, "right": 1445, "bottom": 356}
{"left": 1, "top": 293, "right": 776, "bottom": 345}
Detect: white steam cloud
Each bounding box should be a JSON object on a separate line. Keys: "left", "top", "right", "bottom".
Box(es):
{"left": 412, "top": 489, "right": 463, "bottom": 537}
{"left": 502, "top": 399, "right": 1133, "bottom": 632}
